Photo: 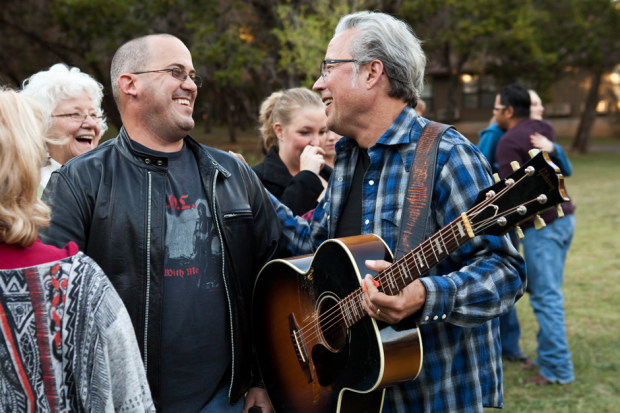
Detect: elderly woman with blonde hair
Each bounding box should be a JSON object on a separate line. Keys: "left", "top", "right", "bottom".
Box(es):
{"left": 0, "top": 89, "right": 154, "bottom": 413}
{"left": 21, "top": 63, "right": 107, "bottom": 194}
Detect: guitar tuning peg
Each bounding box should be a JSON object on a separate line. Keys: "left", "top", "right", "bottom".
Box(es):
{"left": 510, "top": 161, "right": 520, "bottom": 172}
{"left": 515, "top": 225, "right": 524, "bottom": 241}
{"left": 493, "top": 173, "right": 500, "bottom": 184}
{"left": 556, "top": 205, "right": 564, "bottom": 219}
{"left": 534, "top": 215, "right": 546, "bottom": 230}
{"left": 528, "top": 149, "right": 540, "bottom": 158}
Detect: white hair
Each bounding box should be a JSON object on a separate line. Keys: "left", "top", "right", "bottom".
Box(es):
{"left": 335, "top": 12, "right": 426, "bottom": 107}
{"left": 21, "top": 63, "right": 108, "bottom": 138}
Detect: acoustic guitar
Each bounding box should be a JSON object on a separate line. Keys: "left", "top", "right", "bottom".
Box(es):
{"left": 252, "top": 150, "right": 569, "bottom": 413}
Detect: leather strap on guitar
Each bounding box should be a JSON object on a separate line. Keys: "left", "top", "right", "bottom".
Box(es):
{"left": 394, "top": 121, "right": 454, "bottom": 261}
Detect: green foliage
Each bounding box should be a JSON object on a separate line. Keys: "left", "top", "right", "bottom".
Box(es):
{"left": 272, "top": 0, "right": 365, "bottom": 87}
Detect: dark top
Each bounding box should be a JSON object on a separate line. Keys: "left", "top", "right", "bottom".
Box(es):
{"left": 335, "top": 147, "right": 371, "bottom": 238}
{"left": 133, "top": 142, "right": 229, "bottom": 412}
{"left": 495, "top": 119, "right": 575, "bottom": 229}
{"left": 252, "top": 146, "right": 333, "bottom": 216}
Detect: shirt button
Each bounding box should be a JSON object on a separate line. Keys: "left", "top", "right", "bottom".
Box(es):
{"left": 144, "top": 158, "right": 151, "bottom": 165}
{"left": 365, "top": 219, "right": 370, "bottom": 225}
{"left": 441, "top": 314, "right": 447, "bottom": 320}
{"left": 212, "top": 161, "right": 218, "bottom": 165}
{"left": 369, "top": 180, "right": 374, "bottom": 186}
{"left": 338, "top": 177, "right": 343, "bottom": 182}
{"left": 327, "top": 215, "right": 330, "bottom": 220}
{"left": 433, "top": 315, "right": 438, "bottom": 321}
{"left": 156, "top": 160, "right": 163, "bottom": 166}
{"left": 424, "top": 316, "right": 429, "bottom": 321}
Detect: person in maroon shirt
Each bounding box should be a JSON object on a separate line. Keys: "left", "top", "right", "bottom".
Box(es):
{"left": 494, "top": 84, "right": 576, "bottom": 386}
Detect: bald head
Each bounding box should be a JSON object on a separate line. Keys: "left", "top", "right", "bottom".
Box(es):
{"left": 110, "top": 34, "right": 180, "bottom": 105}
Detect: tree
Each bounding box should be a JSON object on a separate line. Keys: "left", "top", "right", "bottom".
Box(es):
{"left": 569, "top": 0, "right": 620, "bottom": 153}
{"left": 401, "top": 0, "right": 541, "bottom": 123}
{"left": 0, "top": 0, "right": 194, "bottom": 131}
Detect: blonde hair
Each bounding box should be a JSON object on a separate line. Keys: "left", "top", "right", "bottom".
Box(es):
{"left": 0, "top": 89, "right": 51, "bottom": 247}
{"left": 258, "top": 88, "right": 324, "bottom": 153}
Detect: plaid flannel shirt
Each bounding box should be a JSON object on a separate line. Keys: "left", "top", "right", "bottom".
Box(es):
{"left": 270, "top": 105, "right": 526, "bottom": 413}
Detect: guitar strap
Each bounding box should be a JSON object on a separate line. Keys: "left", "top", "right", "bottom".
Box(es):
{"left": 394, "top": 121, "right": 454, "bottom": 261}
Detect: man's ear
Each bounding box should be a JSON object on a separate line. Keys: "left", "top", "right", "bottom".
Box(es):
{"left": 365, "top": 60, "right": 384, "bottom": 90}
{"left": 117, "top": 74, "right": 138, "bottom": 97}
{"left": 505, "top": 106, "right": 515, "bottom": 119}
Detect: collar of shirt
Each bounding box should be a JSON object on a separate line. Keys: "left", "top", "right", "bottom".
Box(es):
{"left": 334, "top": 105, "right": 419, "bottom": 171}
{"left": 328, "top": 105, "right": 422, "bottom": 242}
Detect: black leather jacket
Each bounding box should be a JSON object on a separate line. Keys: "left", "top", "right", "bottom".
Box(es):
{"left": 41, "top": 128, "right": 284, "bottom": 410}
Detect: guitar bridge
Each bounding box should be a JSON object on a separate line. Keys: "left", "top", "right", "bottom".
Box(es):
{"left": 289, "top": 313, "right": 314, "bottom": 383}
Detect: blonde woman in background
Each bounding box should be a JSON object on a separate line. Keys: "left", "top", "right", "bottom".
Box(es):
{"left": 322, "top": 130, "right": 343, "bottom": 169}
{"left": 0, "top": 89, "right": 153, "bottom": 413}
{"left": 21, "top": 63, "right": 107, "bottom": 195}
{"left": 252, "top": 88, "right": 331, "bottom": 216}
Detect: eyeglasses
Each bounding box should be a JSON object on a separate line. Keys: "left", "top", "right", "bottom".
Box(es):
{"left": 493, "top": 104, "right": 506, "bottom": 111}
{"left": 52, "top": 113, "right": 104, "bottom": 123}
{"left": 320, "top": 60, "right": 358, "bottom": 79}
{"left": 132, "top": 67, "right": 203, "bottom": 88}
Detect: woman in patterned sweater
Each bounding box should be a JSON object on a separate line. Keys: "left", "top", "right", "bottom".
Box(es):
{"left": 0, "top": 88, "right": 154, "bottom": 413}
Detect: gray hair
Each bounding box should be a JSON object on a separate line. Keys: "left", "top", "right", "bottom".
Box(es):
{"left": 110, "top": 33, "right": 179, "bottom": 105}
{"left": 335, "top": 12, "right": 426, "bottom": 107}
{"left": 21, "top": 63, "right": 108, "bottom": 139}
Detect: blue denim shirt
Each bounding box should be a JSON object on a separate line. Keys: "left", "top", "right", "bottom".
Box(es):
{"left": 270, "top": 105, "right": 527, "bottom": 412}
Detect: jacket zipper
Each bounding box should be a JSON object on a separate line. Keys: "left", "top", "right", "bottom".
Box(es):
{"left": 211, "top": 170, "right": 235, "bottom": 400}
{"left": 143, "top": 171, "right": 152, "bottom": 372}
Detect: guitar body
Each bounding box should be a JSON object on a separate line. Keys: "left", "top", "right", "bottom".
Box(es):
{"left": 253, "top": 235, "right": 423, "bottom": 413}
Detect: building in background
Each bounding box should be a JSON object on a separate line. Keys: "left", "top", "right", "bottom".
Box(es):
{"left": 423, "top": 64, "right": 620, "bottom": 142}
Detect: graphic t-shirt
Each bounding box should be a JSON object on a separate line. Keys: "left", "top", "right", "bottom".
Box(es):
{"left": 132, "top": 141, "right": 231, "bottom": 412}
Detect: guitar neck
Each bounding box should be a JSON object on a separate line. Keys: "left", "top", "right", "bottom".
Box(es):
{"left": 338, "top": 213, "right": 474, "bottom": 328}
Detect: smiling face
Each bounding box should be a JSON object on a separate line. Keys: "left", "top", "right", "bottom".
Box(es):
{"left": 313, "top": 29, "right": 364, "bottom": 137}
{"left": 136, "top": 36, "right": 198, "bottom": 143}
{"left": 48, "top": 91, "right": 102, "bottom": 165}
{"left": 529, "top": 91, "right": 544, "bottom": 120}
{"left": 276, "top": 107, "right": 327, "bottom": 170}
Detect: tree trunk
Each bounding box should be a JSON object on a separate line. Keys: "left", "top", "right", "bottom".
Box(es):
{"left": 226, "top": 96, "right": 237, "bottom": 143}
{"left": 572, "top": 71, "right": 602, "bottom": 154}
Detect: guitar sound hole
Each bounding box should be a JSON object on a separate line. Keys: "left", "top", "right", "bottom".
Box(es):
{"left": 318, "top": 296, "right": 347, "bottom": 351}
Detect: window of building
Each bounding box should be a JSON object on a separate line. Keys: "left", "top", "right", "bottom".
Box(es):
{"left": 420, "top": 78, "right": 433, "bottom": 112}
{"left": 461, "top": 74, "right": 496, "bottom": 109}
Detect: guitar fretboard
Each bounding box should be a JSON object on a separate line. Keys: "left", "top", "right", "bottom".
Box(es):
{"left": 337, "top": 214, "right": 473, "bottom": 328}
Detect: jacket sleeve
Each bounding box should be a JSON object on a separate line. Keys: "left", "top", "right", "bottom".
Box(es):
{"left": 276, "top": 171, "right": 324, "bottom": 216}
{"left": 40, "top": 171, "right": 90, "bottom": 251}
{"left": 476, "top": 124, "right": 501, "bottom": 167}
{"left": 415, "top": 143, "right": 527, "bottom": 328}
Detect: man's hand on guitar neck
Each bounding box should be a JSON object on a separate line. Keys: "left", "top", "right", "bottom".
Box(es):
{"left": 362, "top": 260, "right": 427, "bottom": 324}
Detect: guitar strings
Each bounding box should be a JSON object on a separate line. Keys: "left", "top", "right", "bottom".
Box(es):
{"left": 297, "top": 172, "right": 532, "bottom": 343}
{"left": 298, "top": 195, "right": 503, "bottom": 343}
{"left": 297, "top": 191, "right": 504, "bottom": 343}
{"left": 297, "top": 223, "right": 464, "bottom": 343}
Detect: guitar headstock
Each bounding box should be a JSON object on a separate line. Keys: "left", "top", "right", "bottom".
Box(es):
{"left": 468, "top": 150, "right": 570, "bottom": 237}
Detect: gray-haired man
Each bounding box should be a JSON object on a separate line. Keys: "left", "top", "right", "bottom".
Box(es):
{"left": 270, "top": 11, "right": 527, "bottom": 412}
{"left": 42, "top": 34, "right": 282, "bottom": 413}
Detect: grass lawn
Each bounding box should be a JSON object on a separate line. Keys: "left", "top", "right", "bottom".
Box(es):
{"left": 503, "top": 151, "right": 620, "bottom": 412}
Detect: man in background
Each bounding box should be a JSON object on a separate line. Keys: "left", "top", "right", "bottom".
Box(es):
{"left": 495, "top": 84, "right": 576, "bottom": 385}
